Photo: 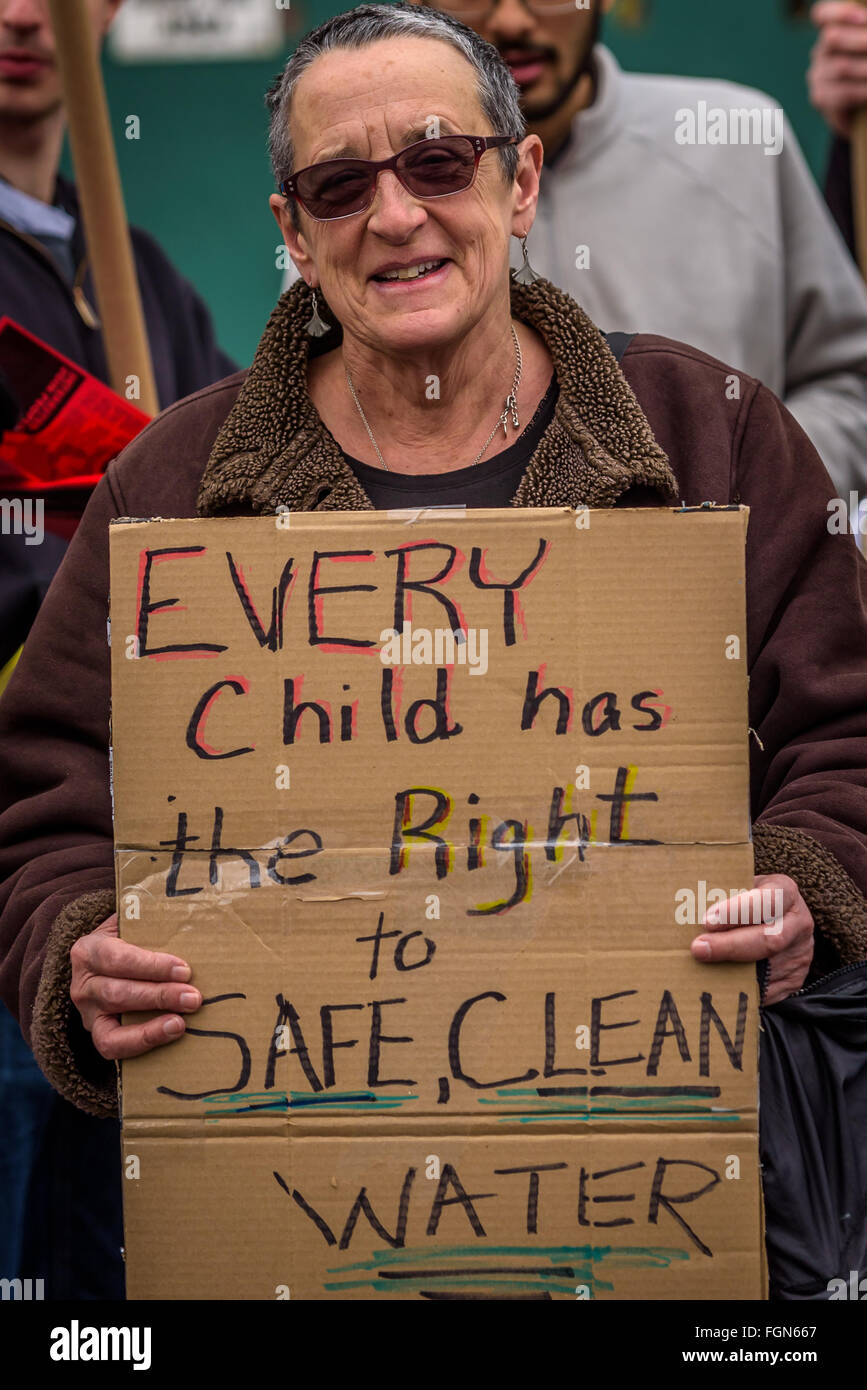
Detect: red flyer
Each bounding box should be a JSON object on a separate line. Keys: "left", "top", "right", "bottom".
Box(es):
{"left": 0, "top": 317, "right": 150, "bottom": 491}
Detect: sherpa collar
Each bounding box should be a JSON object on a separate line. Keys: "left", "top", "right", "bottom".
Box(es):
{"left": 196, "top": 275, "right": 678, "bottom": 517}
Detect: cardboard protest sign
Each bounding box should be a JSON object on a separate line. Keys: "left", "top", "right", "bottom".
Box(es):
{"left": 109, "top": 506, "right": 764, "bottom": 1301}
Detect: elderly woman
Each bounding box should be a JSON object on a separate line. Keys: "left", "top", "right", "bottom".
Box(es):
{"left": 0, "top": 3, "right": 865, "bottom": 1115}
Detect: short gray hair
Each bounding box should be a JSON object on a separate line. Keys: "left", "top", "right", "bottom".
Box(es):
{"left": 266, "top": 2, "right": 525, "bottom": 210}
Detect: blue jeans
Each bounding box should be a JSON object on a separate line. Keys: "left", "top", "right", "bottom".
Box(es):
{"left": 0, "top": 1002, "right": 125, "bottom": 1299}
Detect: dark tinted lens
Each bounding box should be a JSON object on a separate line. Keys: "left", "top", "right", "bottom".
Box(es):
{"left": 298, "top": 161, "right": 373, "bottom": 218}
{"left": 399, "top": 138, "right": 476, "bottom": 196}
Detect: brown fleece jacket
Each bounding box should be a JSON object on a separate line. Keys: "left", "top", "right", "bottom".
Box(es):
{"left": 2, "top": 276, "right": 867, "bottom": 1118}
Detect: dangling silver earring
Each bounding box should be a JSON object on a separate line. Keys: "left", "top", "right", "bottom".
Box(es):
{"left": 306, "top": 286, "right": 330, "bottom": 337}
{"left": 512, "top": 234, "right": 542, "bottom": 286}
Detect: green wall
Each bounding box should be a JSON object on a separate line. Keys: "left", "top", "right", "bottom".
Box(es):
{"left": 86, "top": 0, "right": 831, "bottom": 368}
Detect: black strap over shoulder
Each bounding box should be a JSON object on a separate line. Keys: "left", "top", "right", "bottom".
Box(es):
{"left": 603, "top": 331, "right": 636, "bottom": 364}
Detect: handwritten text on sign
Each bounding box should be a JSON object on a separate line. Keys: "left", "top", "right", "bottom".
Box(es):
{"left": 110, "top": 508, "right": 761, "bottom": 1300}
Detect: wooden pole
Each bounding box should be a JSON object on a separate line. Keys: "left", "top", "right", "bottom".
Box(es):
{"left": 47, "top": 0, "right": 159, "bottom": 416}
{"left": 854, "top": 0, "right": 867, "bottom": 280}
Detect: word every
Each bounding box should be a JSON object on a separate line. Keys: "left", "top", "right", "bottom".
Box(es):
{"left": 133, "top": 536, "right": 548, "bottom": 657}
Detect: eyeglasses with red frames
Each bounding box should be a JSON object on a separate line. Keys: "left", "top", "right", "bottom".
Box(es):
{"left": 280, "top": 134, "right": 519, "bottom": 222}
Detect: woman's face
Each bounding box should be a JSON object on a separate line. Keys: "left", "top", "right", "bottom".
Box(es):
{"left": 271, "top": 36, "right": 542, "bottom": 358}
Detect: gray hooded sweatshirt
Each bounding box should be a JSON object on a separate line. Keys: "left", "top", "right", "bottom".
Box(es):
{"left": 508, "top": 45, "right": 867, "bottom": 499}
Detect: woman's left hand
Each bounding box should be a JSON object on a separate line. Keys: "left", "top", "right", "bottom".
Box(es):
{"left": 690, "top": 873, "right": 815, "bottom": 1005}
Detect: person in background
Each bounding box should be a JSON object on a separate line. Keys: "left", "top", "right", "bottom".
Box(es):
{"left": 808, "top": 0, "right": 867, "bottom": 261}
{"left": 0, "top": 0, "right": 236, "bottom": 1300}
{"left": 0, "top": 0, "right": 236, "bottom": 682}
{"left": 407, "top": 0, "right": 867, "bottom": 503}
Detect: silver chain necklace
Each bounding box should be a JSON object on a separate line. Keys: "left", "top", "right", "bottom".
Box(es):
{"left": 344, "top": 326, "right": 522, "bottom": 473}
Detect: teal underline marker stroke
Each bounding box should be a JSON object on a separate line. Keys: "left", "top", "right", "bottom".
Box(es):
{"left": 479, "top": 1098, "right": 717, "bottom": 1111}
{"left": 323, "top": 1276, "right": 584, "bottom": 1295}
{"left": 493, "top": 1087, "right": 725, "bottom": 1099}
{"left": 506, "top": 1110, "right": 741, "bottom": 1123}
{"left": 324, "top": 1244, "right": 688, "bottom": 1296}
{"left": 329, "top": 1243, "right": 690, "bottom": 1275}
{"left": 202, "top": 1089, "right": 418, "bottom": 1118}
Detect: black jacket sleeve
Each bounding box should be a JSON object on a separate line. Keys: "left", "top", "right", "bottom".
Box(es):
{"left": 824, "top": 135, "right": 856, "bottom": 261}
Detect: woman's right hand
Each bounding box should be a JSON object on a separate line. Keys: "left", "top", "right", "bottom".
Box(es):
{"left": 70, "top": 912, "right": 202, "bottom": 1059}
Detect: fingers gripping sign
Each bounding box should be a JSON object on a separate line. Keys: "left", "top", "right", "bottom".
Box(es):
{"left": 69, "top": 912, "right": 202, "bottom": 1060}
{"left": 690, "top": 874, "right": 815, "bottom": 1006}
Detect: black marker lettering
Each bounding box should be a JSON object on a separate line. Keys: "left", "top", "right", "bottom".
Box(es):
{"left": 137, "top": 546, "right": 225, "bottom": 658}
{"left": 186, "top": 679, "right": 254, "bottom": 760}
{"left": 390, "top": 787, "right": 452, "bottom": 879}
{"left": 266, "top": 828, "right": 323, "bottom": 887}
{"left": 521, "top": 669, "right": 572, "bottom": 735}
{"left": 646, "top": 989, "right": 692, "bottom": 1076}
{"left": 265, "top": 994, "right": 323, "bottom": 1092}
{"left": 308, "top": 550, "right": 377, "bottom": 648}
{"left": 386, "top": 542, "right": 463, "bottom": 633}
{"left": 648, "top": 1158, "right": 720, "bottom": 1257}
{"left": 590, "top": 991, "right": 645, "bottom": 1069}
{"left": 699, "top": 991, "right": 748, "bottom": 1076}
{"left": 367, "top": 998, "right": 415, "bottom": 1088}
{"left": 426, "top": 1164, "right": 496, "bottom": 1238}
{"left": 448, "top": 992, "right": 539, "bottom": 1089}
{"left": 468, "top": 537, "right": 548, "bottom": 646}
{"left": 226, "top": 550, "right": 295, "bottom": 651}
{"left": 339, "top": 1167, "right": 417, "bottom": 1250}
{"left": 156, "top": 993, "right": 249, "bottom": 1100}
{"left": 494, "top": 1163, "right": 568, "bottom": 1235}
{"left": 320, "top": 1003, "right": 363, "bottom": 1088}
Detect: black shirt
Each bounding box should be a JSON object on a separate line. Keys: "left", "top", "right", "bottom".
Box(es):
{"left": 345, "top": 372, "right": 559, "bottom": 508}
{"left": 825, "top": 135, "right": 855, "bottom": 260}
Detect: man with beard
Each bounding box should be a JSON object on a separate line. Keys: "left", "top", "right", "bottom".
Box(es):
{"left": 411, "top": 0, "right": 867, "bottom": 505}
